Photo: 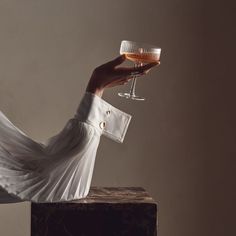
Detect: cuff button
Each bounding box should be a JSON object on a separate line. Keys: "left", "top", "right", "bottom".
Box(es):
{"left": 99, "top": 121, "right": 106, "bottom": 129}
{"left": 106, "top": 110, "right": 111, "bottom": 115}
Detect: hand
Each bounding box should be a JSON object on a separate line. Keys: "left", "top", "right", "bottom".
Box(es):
{"left": 86, "top": 54, "right": 160, "bottom": 97}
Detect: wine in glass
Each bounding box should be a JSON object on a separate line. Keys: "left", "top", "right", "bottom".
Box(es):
{"left": 118, "top": 40, "right": 161, "bottom": 101}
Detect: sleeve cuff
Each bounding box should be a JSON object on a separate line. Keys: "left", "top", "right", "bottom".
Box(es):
{"left": 74, "top": 92, "right": 132, "bottom": 143}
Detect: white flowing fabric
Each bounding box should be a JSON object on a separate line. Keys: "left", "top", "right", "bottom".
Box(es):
{"left": 0, "top": 92, "right": 131, "bottom": 203}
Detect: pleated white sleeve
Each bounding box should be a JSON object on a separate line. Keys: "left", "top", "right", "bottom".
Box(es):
{"left": 0, "top": 92, "right": 132, "bottom": 203}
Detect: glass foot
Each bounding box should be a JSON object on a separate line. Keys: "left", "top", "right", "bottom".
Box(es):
{"left": 118, "top": 92, "right": 145, "bottom": 101}
{"left": 131, "top": 95, "right": 145, "bottom": 101}
{"left": 118, "top": 92, "right": 131, "bottom": 99}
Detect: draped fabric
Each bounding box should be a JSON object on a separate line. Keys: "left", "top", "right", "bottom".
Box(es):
{"left": 0, "top": 92, "right": 131, "bottom": 203}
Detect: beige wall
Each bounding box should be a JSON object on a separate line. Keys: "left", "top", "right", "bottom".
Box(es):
{"left": 0, "top": 1, "right": 234, "bottom": 236}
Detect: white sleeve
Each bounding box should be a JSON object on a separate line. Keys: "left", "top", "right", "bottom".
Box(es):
{"left": 0, "top": 92, "right": 132, "bottom": 203}
{"left": 75, "top": 92, "right": 132, "bottom": 143}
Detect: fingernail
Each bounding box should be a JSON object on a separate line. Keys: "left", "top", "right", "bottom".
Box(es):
{"left": 136, "top": 72, "right": 146, "bottom": 76}
{"left": 131, "top": 71, "right": 141, "bottom": 76}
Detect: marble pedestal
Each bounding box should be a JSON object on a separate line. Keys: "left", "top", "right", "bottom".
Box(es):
{"left": 31, "top": 187, "right": 158, "bottom": 236}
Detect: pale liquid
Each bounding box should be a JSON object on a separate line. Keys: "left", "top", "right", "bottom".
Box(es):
{"left": 125, "top": 52, "right": 160, "bottom": 63}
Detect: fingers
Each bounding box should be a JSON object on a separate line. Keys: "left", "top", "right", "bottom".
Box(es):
{"left": 135, "top": 61, "right": 160, "bottom": 73}
{"left": 131, "top": 61, "right": 160, "bottom": 75}
{"left": 116, "top": 61, "right": 160, "bottom": 77}
{"left": 105, "top": 54, "right": 126, "bottom": 68}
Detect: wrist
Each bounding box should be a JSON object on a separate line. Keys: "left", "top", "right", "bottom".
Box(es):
{"left": 86, "top": 83, "right": 104, "bottom": 97}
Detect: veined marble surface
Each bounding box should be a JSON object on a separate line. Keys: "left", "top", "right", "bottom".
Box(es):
{"left": 71, "top": 187, "right": 157, "bottom": 204}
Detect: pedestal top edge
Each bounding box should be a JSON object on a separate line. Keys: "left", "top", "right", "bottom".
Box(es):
{"left": 31, "top": 187, "right": 158, "bottom": 205}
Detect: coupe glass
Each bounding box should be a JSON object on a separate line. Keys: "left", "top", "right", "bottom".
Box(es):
{"left": 118, "top": 40, "right": 161, "bottom": 101}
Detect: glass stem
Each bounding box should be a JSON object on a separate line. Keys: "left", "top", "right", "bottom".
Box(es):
{"left": 129, "top": 62, "right": 141, "bottom": 96}
{"left": 129, "top": 77, "right": 137, "bottom": 96}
